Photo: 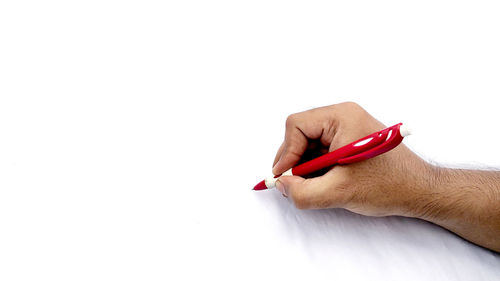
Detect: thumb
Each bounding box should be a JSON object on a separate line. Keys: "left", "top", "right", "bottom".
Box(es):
{"left": 275, "top": 176, "right": 305, "bottom": 196}
{"left": 275, "top": 175, "right": 327, "bottom": 209}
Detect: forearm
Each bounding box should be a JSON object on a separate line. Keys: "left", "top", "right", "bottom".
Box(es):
{"left": 411, "top": 166, "right": 500, "bottom": 252}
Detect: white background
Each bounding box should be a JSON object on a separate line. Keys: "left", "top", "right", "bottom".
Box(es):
{"left": 1, "top": 0, "right": 500, "bottom": 280}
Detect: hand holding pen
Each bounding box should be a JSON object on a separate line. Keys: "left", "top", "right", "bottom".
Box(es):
{"left": 254, "top": 102, "right": 500, "bottom": 252}
{"left": 257, "top": 102, "right": 426, "bottom": 215}
{"left": 254, "top": 122, "right": 411, "bottom": 191}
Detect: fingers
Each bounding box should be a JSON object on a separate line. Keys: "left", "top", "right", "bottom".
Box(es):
{"left": 275, "top": 171, "right": 349, "bottom": 210}
{"left": 272, "top": 142, "right": 285, "bottom": 168}
{"left": 272, "top": 124, "right": 308, "bottom": 175}
{"left": 272, "top": 110, "right": 336, "bottom": 175}
{"left": 268, "top": 102, "right": 393, "bottom": 212}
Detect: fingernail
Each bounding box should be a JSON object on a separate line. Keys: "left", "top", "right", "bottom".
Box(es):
{"left": 275, "top": 179, "right": 286, "bottom": 196}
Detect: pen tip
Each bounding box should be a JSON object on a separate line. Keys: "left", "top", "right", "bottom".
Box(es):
{"left": 253, "top": 180, "right": 267, "bottom": 191}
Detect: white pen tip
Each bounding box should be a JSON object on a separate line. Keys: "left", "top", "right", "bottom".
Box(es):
{"left": 400, "top": 124, "right": 412, "bottom": 137}
{"left": 264, "top": 177, "right": 277, "bottom": 189}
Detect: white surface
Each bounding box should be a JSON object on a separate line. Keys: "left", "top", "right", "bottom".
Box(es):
{"left": 1, "top": 1, "right": 500, "bottom": 280}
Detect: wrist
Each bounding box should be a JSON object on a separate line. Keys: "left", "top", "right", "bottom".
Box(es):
{"left": 397, "top": 161, "right": 443, "bottom": 219}
{"left": 411, "top": 167, "right": 500, "bottom": 221}
{"left": 417, "top": 165, "right": 458, "bottom": 221}
{"left": 405, "top": 166, "right": 500, "bottom": 251}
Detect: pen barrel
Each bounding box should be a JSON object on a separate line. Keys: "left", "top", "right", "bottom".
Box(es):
{"left": 291, "top": 147, "right": 352, "bottom": 176}
{"left": 290, "top": 123, "right": 404, "bottom": 177}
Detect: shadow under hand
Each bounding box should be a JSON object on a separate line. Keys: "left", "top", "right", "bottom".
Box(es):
{"left": 267, "top": 190, "right": 495, "bottom": 264}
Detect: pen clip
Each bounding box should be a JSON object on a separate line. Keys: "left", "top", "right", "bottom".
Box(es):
{"left": 337, "top": 123, "right": 404, "bottom": 164}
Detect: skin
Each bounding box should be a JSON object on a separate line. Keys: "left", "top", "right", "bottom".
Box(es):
{"left": 273, "top": 102, "right": 500, "bottom": 253}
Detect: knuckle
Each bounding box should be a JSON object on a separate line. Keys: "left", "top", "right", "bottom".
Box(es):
{"left": 337, "top": 101, "right": 363, "bottom": 112}
{"left": 342, "top": 101, "right": 361, "bottom": 109}
{"left": 285, "top": 113, "right": 299, "bottom": 127}
{"left": 336, "top": 101, "right": 368, "bottom": 118}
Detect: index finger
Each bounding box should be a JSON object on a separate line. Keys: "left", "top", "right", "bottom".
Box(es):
{"left": 272, "top": 109, "right": 335, "bottom": 175}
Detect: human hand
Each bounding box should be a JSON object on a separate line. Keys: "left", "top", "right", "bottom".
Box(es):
{"left": 272, "top": 102, "right": 432, "bottom": 217}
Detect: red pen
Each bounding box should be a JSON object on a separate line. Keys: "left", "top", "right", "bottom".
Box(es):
{"left": 253, "top": 123, "right": 411, "bottom": 191}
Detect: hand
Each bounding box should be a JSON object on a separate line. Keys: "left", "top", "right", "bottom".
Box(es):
{"left": 272, "top": 102, "right": 500, "bottom": 252}
{"left": 272, "top": 102, "right": 431, "bottom": 217}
